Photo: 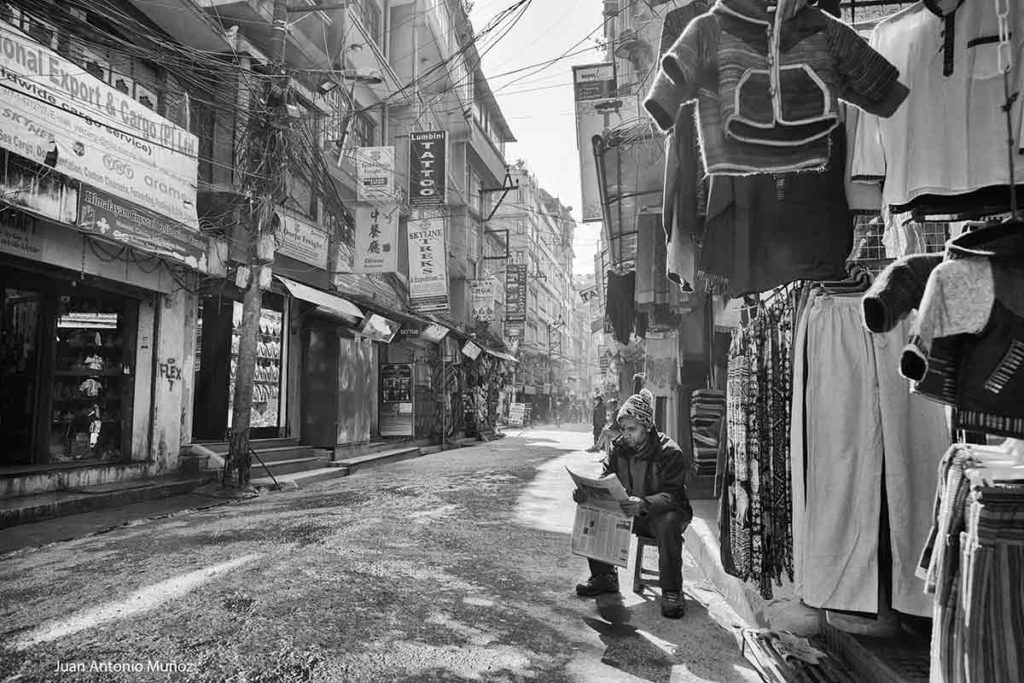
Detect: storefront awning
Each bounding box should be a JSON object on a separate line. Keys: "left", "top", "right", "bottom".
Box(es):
{"left": 483, "top": 347, "right": 518, "bottom": 363}
{"left": 276, "top": 275, "right": 363, "bottom": 319}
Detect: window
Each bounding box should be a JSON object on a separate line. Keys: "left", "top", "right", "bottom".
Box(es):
{"left": 515, "top": 219, "right": 525, "bottom": 235}
{"left": 359, "top": 0, "right": 382, "bottom": 47}
{"left": 513, "top": 250, "right": 525, "bottom": 265}
{"left": 467, "top": 170, "right": 481, "bottom": 214}
{"left": 350, "top": 111, "right": 377, "bottom": 148}
{"left": 190, "top": 99, "right": 215, "bottom": 184}
{"left": 288, "top": 172, "right": 318, "bottom": 221}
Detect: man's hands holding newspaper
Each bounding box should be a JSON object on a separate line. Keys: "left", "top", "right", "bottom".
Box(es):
{"left": 619, "top": 496, "right": 649, "bottom": 517}
{"left": 572, "top": 488, "right": 648, "bottom": 517}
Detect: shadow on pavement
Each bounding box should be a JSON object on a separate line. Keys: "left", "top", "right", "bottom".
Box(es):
{"left": 582, "top": 589, "right": 744, "bottom": 683}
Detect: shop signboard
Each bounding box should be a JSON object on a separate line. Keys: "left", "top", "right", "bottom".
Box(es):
{"left": 0, "top": 211, "right": 43, "bottom": 260}
{"left": 77, "top": 186, "right": 209, "bottom": 271}
{"left": 357, "top": 313, "right": 401, "bottom": 343}
{"left": 407, "top": 215, "right": 449, "bottom": 312}
{"left": 0, "top": 151, "right": 79, "bottom": 226}
{"left": 470, "top": 278, "right": 496, "bottom": 322}
{"left": 461, "top": 341, "right": 482, "bottom": 360}
{"left": 0, "top": 22, "right": 199, "bottom": 228}
{"left": 504, "top": 264, "right": 527, "bottom": 322}
{"left": 505, "top": 320, "right": 524, "bottom": 352}
{"left": 574, "top": 93, "right": 639, "bottom": 223}
{"left": 355, "top": 146, "right": 395, "bottom": 202}
{"left": 353, "top": 204, "right": 398, "bottom": 273}
{"left": 572, "top": 63, "right": 616, "bottom": 102}
{"left": 276, "top": 213, "right": 329, "bottom": 270}
{"left": 419, "top": 323, "right": 450, "bottom": 343}
{"left": 408, "top": 131, "right": 447, "bottom": 207}
{"left": 380, "top": 363, "right": 414, "bottom": 436}
{"left": 508, "top": 402, "right": 526, "bottom": 427}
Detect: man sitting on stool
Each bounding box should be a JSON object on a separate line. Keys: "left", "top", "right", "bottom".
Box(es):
{"left": 572, "top": 386, "right": 694, "bottom": 619}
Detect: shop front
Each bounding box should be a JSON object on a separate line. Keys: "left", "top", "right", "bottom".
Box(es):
{"left": 634, "top": 0, "right": 1024, "bottom": 676}
{"left": 191, "top": 286, "right": 289, "bottom": 441}
{"left": 0, "top": 23, "right": 211, "bottom": 498}
{"left": 0, "top": 212, "right": 206, "bottom": 497}
{"left": 0, "top": 254, "right": 140, "bottom": 468}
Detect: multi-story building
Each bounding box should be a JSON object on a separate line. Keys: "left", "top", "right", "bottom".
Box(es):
{"left": 576, "top": 0, "right": 701, "bottom": 439}
{"left": 493, "top": 162, "right": 586, "bottom": 421}
{"left": 0, "top": 0, "right": 234, "bottom": 498}
{"left": 0, "top": 0, "right": 527, "bottom": 504}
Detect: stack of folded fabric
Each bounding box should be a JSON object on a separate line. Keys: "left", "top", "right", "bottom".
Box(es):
{"left": 690, "top": 389, "right": 725, "bottom": 478}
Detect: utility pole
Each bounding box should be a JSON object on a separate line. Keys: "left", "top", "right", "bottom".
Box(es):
{"left": 225, "top": 0, "right": 290, "bottom": 488}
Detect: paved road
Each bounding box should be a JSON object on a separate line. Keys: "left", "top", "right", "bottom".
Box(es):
{"left": 0, "top": 426, "right": 761, "bottom": 682}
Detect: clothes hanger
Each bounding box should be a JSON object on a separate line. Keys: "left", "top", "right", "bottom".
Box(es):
{"left": 816, "top": 264, "right": 872, "bottom": 294}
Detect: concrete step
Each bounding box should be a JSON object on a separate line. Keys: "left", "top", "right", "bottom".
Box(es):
{"left": 331, "top": 446, "right": 422, "bottom": 474}
{"left": 252, "top": 467, "right": 350, "bottom": 491}
{"left": 182, "top": 442, "right": 317, "bottom": 474}
{"left": 0, "top": 475, "right": 211, "bottom": 529}
{"left": 251, "top": 455, "right": 328, "bottom": 477}
{"left": 333, "top": 438, "right": 434, "bottom": 459}
{"left": 196, "top": 438, "right": 301, "bottom": 456}
{"left": 246, "top": 446, "right": 320, "bottom": 464}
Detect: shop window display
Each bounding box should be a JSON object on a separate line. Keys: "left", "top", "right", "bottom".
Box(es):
{"left": 227, "top": 303, "right": 283, "bottom": 430}
{"left": 51, "top": 299, "right": 132, "bottom": 462}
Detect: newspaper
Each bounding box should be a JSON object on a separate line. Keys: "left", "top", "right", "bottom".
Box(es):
{"left": 567, "top": 468, "right": 634, "bottom": 567}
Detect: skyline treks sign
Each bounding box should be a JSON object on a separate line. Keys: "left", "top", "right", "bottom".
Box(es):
{"left": 0, "top": 21, "right": 200, "bottom": 229}
{"left": 355, "top": 146, "right": 395, "bottom": 202}
{"left": 407, "top": 215, "right": 449, "bottom": 312}
{"left": 353, "top": 204, "right": 398, "bottom": 273}
{"left": 504, "top": 263, "right": 527, "bottom": 322}
{"left": 408, "top": 131, "right": 447, "bottom": 207}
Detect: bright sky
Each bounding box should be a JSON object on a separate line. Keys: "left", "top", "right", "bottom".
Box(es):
{"left": 469, "top": 0, "right": 605, "bottom": 276}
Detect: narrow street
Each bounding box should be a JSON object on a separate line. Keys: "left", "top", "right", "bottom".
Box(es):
{"left": 0, "top": 427, "right": 760, "bottom": 683}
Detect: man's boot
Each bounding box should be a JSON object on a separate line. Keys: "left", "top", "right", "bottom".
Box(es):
{"left": 661, "top": 590, "right": 685, "bottom": 618}
{"left": 575, "top": 574, "right": 619, "bottom": 597}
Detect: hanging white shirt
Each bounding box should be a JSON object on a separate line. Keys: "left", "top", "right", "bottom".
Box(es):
{"left": 852, "top": 0, "right": 1024, "bottom": 212}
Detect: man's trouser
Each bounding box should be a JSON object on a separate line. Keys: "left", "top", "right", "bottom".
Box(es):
{"left": 587, "top": 507, "right": 692, "bottom": 593}
{"left": 592, "top": 425, "right": 603, "bottom": 443}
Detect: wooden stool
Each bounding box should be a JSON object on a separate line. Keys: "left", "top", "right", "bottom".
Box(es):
{"left": 632, "top": 535, "right": 660, "bottom": 594}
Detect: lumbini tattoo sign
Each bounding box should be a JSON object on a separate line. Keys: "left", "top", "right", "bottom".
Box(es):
{"left": 408, "top": 131, "right": 447, "bottom": 207}
{"left": 407, "top": 215, "right": 449, "bottom": 312}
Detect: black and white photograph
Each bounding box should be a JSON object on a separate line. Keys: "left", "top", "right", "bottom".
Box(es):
{"left": 2, "top": 0, "right": 1022, "bottom": 681}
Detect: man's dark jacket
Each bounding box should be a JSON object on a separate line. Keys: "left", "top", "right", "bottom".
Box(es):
{"left": 603, "top": 430, "right": 694, "bottom": 514}
{"left": 591, "top": 401, "right": 606, "bottom": 430}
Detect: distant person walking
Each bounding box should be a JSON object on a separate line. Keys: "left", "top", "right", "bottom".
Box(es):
{"left": 590, "top": 394, "right": 605, "bottom": 447}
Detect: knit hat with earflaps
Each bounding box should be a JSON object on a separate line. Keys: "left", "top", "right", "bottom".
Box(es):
{"left": 617, "top": 388, "right": 655, "bottom": 430}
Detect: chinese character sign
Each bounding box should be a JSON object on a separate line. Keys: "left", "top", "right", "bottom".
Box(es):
{"left": 504, "top": 264, "right": 527, "bottom": 322}
{"left": 353, "top": 204, "right": 398, "bottom": 273}
{"left": 408, "top": 131, "right": 447, "bottom": 207}
{"left": 470, "top": 278, "right": 496, "bottom": 322}
{"left": 407, "top": 216, "right": 449, "bottom": 312}
{"left": 355, "top": 146, "right": 395, "bottom": 202}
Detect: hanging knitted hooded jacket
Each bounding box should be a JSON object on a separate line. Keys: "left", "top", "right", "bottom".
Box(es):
{"left": 644, "top": 0, "right": 910, "bottom": 175}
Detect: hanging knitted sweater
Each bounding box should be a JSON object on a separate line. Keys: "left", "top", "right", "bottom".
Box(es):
{"left": 644, "top": 0, "right": 910, "bottom": 175}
